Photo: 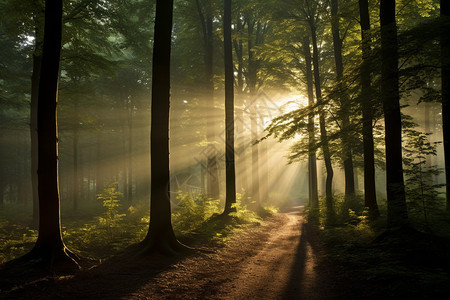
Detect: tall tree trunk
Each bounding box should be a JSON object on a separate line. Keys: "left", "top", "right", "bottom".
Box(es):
{"left": 25, "top": 0, "right": 79, "bottom": 271}
{"left": 331, "top": 0, "right": 355, "bottom": 198}
{"left": 309, "top": 19, "right": 334, "bottom": 216}
{"left": 380, "top": 0, "right": 408, "bottom": 227}
{"left": 260, "top": 129, "right": 269, "bottom": 204}
{"left": 223, "top": 0, "right": 237, "bottom": 215}
{"left": 248, "top": 21, "right": 260, "bottom": 208}
{"left": 359, "top": 0, "right": 379, "bottom": 219}
{"left": 441, "top": 0, "right": 450, "bottom": 211}
{"left": 96, "top": 131, "right": 104, "bottom": 194}
{"left": 233, "top": 34, "right": 248, "bottom": 193}
{"left": 30, "top": 11, "right": 44, "bottom": 227}
{"left": 31, "top": 52, "right": 41, "bottom": 227}
{"left": 205, "top": 14, "right": 220, "bottom": 199}
{"left": 128, "top": 100, "right": 133, "bottom": 202}
{"left": 72, "top": 106, "right": 79, "bottom": 211}
{"left": 195, "top": 0, "right": 220, "bottom": 198}
{"left": 302, "top": 37, "right": 319, "bottom": 211}
{"left": 141, "top": 0, "right": 185, "bottom": 254}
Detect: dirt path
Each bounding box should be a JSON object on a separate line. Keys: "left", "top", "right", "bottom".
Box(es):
{"left": 216, "top": 208, "right": 321, "bottom": 300}
{"left": 2, "top": 206, "right": 335, "bottom": 299}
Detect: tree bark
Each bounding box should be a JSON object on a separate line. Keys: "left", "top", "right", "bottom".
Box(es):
{"left": 380, "top": 0, "right": 408, "bottom": 227}
{"left": 25, "top": 0, "right": 79, "bottom": 271}
{"left": 96, "top": 131, "right": 104, "bottom": 194}
{"left": 309, "top": 19, "right": 334, "bottom": 216}
{"left": 223, "top": 0, "right": 237, "bottom": 215}
{"left": 331, "top": 0, "right": 355, "bottom": 198}
{"left": 302, "top": 37, "right": 319, "bottom": 211}
{"left": 72, "top": 106, "right": 79, "bottom": 211}
{"left": 441, "top": 0, "right": 450, "bottom": 211}
{"left": 205, "top": 15, "right": 220, "bottom": 200}
{"left": 31, "top": 51, "right": 42, "bottom": 227}
{"left": 127, "top": 99, "right": 133, "bottom": 202}
{"left": 30, "top": 9, "right": 44, "bottom": 228}
{"left": 141, "top": 0, "right": 185, "bottom": 254}
{"left": 195, "top": 0, "right": 220, "bottom": 199}
{"left": 248, "top": 20, "right": 260, "bottom": 208}
{"left": 233, "top": 35, "right": 248, "bottom": 193}
{"left": 359, "top": 0, "right": 379, "bottom": 218}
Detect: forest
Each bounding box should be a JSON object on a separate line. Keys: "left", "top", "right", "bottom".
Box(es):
{"left": 1, "top": 0, "right": 450, "bottom": 298}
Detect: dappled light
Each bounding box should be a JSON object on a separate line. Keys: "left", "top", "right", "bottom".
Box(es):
{"left": 1, "top": 0, "right": 450, "bottom": 298}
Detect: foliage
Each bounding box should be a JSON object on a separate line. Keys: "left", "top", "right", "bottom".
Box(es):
{"left": 172, "top": 192, "right": 220, "bottom": 234}
{"left": 402, "top": 120, "right": 445, "bottom": 230}
{"left": 0, "top": 218, "right": 37, "bottom": 263}
{"left": 229, "top": 192, "right": 262, "bottom": 225}
{"left": 96, "top": 182, "right": 126, "bottom": 240}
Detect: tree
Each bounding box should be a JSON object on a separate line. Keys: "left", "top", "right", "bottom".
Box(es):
{"left": 301, "top": 36, "right": 320, "bottom": 213}
{"left": 223, "top": 0, "right": 237, "bottom": 215}
{"left": 441, "top": 0, "right": 450, "bottom": 211}
{"left": 359, "top": 0, "right": 379, "bottom": 218}
{"left": 23, "top": 0, "right": 80, "bottom": 271}
{"left": 30, "top": 1, "right": 44, "bottom": 227}
{"left": 330, "top": 0, "right": 355, "bottom": 198}
{"left": 195, "top": 0, "right": 220, "bottom": 199}
{"left": 140, "top": 0, "right": 186, "bottom": 254}
{"left": 380, "top": 0, "right": 408, "bottom": 227}
{"left": 308, "top": 3, "right": 334, "bottom": 217}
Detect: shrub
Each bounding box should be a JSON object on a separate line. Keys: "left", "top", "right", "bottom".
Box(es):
{"left": 172, "top": 192, "right": 220, "bottom": 234}
{"left": 96, "top": 182, "right": 126, "bottom": 240}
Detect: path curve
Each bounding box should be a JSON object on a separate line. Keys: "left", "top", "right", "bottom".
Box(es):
{"left": 217, "top": 207, "right": 321, "bottom": 299}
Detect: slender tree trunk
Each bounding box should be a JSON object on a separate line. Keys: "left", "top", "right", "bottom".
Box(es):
{"left": 302, "top": 37, "right": 319, "bottom": 211}
{"left": 248, "top": 21, "right": 260, "bottom": 209}
{"left": 331, "top": 0, "right": 355, "bottom": 198}
{"left": 121, "top": 109, "right": 128, "bottom": 201}
{"left": 195, "top": 0, "right": 220, "bottom": 198}
{"left": 441, "top": 0, "right": 450, "bottom": 211}
{"left": 260, "top": 128, "right": 269, "bottom": 204}
{"left": 128, "top": 100, "right": 133, "bottom": 202}
{"left": 96, "top": 132, "right": 104, "bottom": 194}
{"left": 141, "top": 0, "right": 185, "bottom": 254}
{"left": 25, "top": 0, "right": 79, "bottom": 271}
{"left": 380, "top": 0, "right": 408, "bottom": 227}
{"left": 72, "top": 107, "right": 79, "bottom": 211}
{"left": 223, "top": 0, "right": 237, "bottom": 215}
{"left": 309, "top": 19, "right": 334, "bottom": 216}
{"left": 359, "top": 0, "right": 380, "bottom": 219}
{"left": 234, "top": 35, "right": 248, "bottom": 193}
{"left": 250, "top": 104, "right": 260, "bottom": 207}
{"left": 205, "top": 14, "right": 220, "bottom": 199}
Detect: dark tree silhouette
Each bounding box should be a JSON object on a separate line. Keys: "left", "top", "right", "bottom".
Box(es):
{"left": 359, "top": 0, "right": 379, "bottom": 218}
{"left": 23, "top": 0, "right": 79, "bottom": 271}
{"left": 308, "top": 13, "right": 334, "bottom": 217}
{"left": 140, "top": 0, "right": 186, "bottom": 254}
{"left": 380, "top": 0, "right": 408, "bottom": 227}
{"left": 223, "top": 0, "right": 237, "bottom": 215}
{"left": 441, "top": 0, "right": 450, "bottom": 211}
{"left": 331, "top": 0, "right": 355, "bottom": 198}
{"left": 302, "top": 37, "right": 319, "bottom": 212}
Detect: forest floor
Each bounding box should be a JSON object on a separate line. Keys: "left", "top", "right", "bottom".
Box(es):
{"left": 1, "top": 206, "right": 341, "bottom": 299}
{"left": 2, "top": 206, "right": 450, "bottom": 299}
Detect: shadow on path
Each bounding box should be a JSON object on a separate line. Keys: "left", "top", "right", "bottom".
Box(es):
{"left": 282, "top": 218, "right": 338, "bottom": 300}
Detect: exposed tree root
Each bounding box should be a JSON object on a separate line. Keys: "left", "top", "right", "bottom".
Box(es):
{"left": 3, "top": 244, "right": 98, "bottom": 276}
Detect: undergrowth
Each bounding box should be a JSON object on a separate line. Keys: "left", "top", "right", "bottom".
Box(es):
{"left": 0, "top": 188, "right": 273, "bottom": 262}
{"left": 309, "top": 193, "right": 450, "bottom": 298}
